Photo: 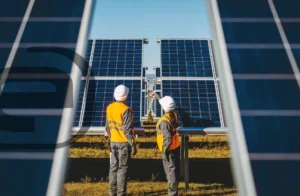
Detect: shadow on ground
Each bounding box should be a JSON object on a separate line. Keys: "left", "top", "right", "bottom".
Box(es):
{"left": 65, "top": 158, "right": 234, "bottom": 187}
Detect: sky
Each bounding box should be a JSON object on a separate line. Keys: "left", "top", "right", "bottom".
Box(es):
{"left": 89, "top": 0, "right": 211, "bottom": 72}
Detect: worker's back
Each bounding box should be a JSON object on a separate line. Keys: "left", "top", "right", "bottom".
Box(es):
{"left": 106, "top": 101, "right": 130, "bottom": 143}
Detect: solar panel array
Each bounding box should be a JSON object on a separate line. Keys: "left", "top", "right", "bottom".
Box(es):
{"left": 75, "top": 39, "right": 145, "bottom": 128}
{"left": 91, "top": 40, "right": 143, "bottom": 77}
{"left": 82, "top": 80, "right": 141, "bottom": 127}
{"left": 211, "top": 1, "right": 300, "bottom": 195}
{"left": 162, "top": 80, "right": 220, "bottom": 127}
{"left": 161, "top": 39, "right": 213, "bottom": 77}
{"left": 0, "top": 0, "right": 92, "bottom": 195}
{"left": 159, "top": 39, "right": 223, "bottom": 127}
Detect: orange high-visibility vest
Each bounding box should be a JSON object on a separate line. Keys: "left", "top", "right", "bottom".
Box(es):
{"left": 156, "top": 112, "right": 180, "bottom": 152}
{"left": 106, "top": 102, "right": 134, "bottom": 142}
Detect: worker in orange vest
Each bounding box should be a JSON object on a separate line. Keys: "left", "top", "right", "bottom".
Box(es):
{"left": 105, "top": 84, "right": 137, "bottom": 196}
{"left": 152, "top": 92, "right": 180, "bottom": 196}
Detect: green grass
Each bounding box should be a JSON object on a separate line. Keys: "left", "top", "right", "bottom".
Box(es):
{"left": 69, "top": 147, "right": 230, "bottom": 159}
{"left": 63, "top": 181, "right": 237, "bottom": 196}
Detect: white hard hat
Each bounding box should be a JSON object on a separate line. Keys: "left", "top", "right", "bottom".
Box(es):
{"left": 114, "top": 84, "right": 129, "bottom": 101}
{"left": 159, "top": 96, "right": 175, "bottom": 112}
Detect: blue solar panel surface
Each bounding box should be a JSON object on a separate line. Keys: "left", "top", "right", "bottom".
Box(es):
{"left": 155, "top": 84, "right": 162, "bottom": 117}
{"left": 91, "top": 40, "right": 143, "bottom": 77}
{"left": 217, "top": 0, "right": 300, "bottom": 195}
{"left": 0, "top": 0, "right": 88, "bottom": 195}
{"left": 142, "top": 92, "right": 146, "bottom": 116}
{"left": 155, "top": 67, "right": 161, "bottom": 77}
{"left": 162, "top": 80, "right": 220, "bottom": 127}
{"left": 82, "top": 80, "right": 141, "bottom": 127}
{"left": 161, "top": 39, "right": 213, "bottom": 77}
{"left": 142, "top": 67, "right": 146, "bottom": 77}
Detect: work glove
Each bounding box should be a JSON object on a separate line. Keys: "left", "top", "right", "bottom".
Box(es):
{"left": 130, "top": 139, "right": 137, "bottom": 155}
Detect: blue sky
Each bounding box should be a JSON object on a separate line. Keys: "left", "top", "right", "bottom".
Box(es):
{"left": 89, "top": 0, "right": 211, "bottom": 71}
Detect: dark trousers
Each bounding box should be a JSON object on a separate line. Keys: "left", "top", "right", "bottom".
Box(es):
{"left": 109, "top": 142, "right": 130, "bottom": 196}
{"left": 162, "top": 147, "right": 180, "bottom": 196}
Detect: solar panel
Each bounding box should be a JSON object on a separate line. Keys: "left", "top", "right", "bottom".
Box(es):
{"left": 160, "top": 39, "right": 213, "bottom": 77}
{"left": 90, "top": 39, "right": 143, "bottom": 77}
{"left": 142, "top": 92, "right": 146, "bottom": 116}
{"left": 208, "top": 0, "right": 300, "bottom": 195}
{"left": 154, "top": 83, "right": 162, "bottom": 117}
{"left": 0, "top": 0, "right": 93, "bottom": 195}
{"left": 155, "top": 67, "right": 161, "bottom": 78}
{"left": 162, "top": 80, "right": 221, "bottom": 127}
{"left": 82, "top": 80, "right": 141, "bottom": 127}
{"left": 142, "top": 67, "right": 146, "bottom": 77}
{"left": 158, "top": 38, "right": 223, "bottom": 126}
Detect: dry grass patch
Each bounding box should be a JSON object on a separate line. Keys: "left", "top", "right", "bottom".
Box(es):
{"left": 72, "top": 135, "right": 229, "bottom": 144}
{"left": 69, "top": 148, "right": 230, "bottom": 159}
{"left": 63, "top": 181, "right": 237, "bottom": 196}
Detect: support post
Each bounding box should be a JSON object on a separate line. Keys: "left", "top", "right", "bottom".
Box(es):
{"left": 180, "top": 135, "right": 185, "bottom": 179}
{"left": 184, "top": 135, "right": 189, "bottom": 191}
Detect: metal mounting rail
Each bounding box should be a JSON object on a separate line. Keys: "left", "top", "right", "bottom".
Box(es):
{"left": 72, "top": 127, "right": 228, "bottom": 136}
{"left": 177, "top": 127, "right": 228, "bottom": 136}
{"left": 72, "top": 127, "right": 145, "bottom": 136}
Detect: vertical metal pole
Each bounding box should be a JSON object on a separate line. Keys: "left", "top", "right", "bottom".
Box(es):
{"left": 206, "top": 1, "right": 257, "bottom": 195}
{"left": 180, "top": 135, "right": 185, "bottom": 179}
{"left": 184, "top": 135, "right": 189, "bottom": 191}
{"left": 46, "top": 1, "right": 94, "bottom": 196}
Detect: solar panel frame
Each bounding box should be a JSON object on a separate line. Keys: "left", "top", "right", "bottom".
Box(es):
{"left": 207, "top": 0, "right": 300, "bottom": 195}
{"left": 78, "top": 39, "right": 146, "bottom": 129}
{"left": 89, "top": 39, "right": 144, "bottom": 77}
{"left": 0, "top": 1, "right": 94, "bottom": 196}
{"left": 158, "top": 38, "right": 224, "bottom": 127}
{"left": 159, "top": 39, "right": 213, "bottom": 77}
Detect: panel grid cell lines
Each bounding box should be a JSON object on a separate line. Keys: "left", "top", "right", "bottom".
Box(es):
{"left": 213, "top": 0, "right": 300, "bottom": 195}
{"left": 160, "top": 39, "right": 213, "bottom": 77}
{"left": 91, "top": 39, "right": 143, "bottom": 77}
{"left": 162, "top": 80, "right": 220, "bottom": 127}
{"left": 82, "top": 80, "right": 141, "bottom": 127}
{"left": 0, "top": 0, "right": 92, "bottom": 196}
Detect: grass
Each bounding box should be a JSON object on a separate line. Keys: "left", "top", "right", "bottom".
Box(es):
{"left": 66, "top": 136, "right": 234, "bottom": 194}
{"left": 63, "top": 181, "right": 237, "bottom": 196}
{"left": 69, "top": 148, "right": 230, "bottom": 159}
{"left": 69, "top": 135, "right": 230, "bottom": 159}
{"left": 72, "top": 135, "right": 229, "bottom": 144}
